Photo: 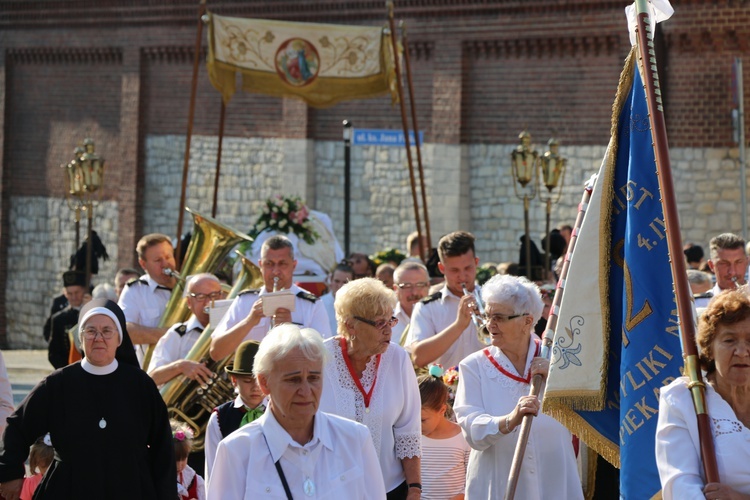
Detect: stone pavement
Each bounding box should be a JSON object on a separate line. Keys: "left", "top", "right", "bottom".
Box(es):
{"left": 3, "top": 350, "right": 52, "bottom": 407}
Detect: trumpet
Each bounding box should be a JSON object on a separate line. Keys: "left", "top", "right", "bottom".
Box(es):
{"left": 732, "top": 275, "right": 740, "bottom": 289}
{"left": 163, "top": 267, "right": 181, "bottom": 280}
{"left": 270, "top": 276, "right": 280, "bottom": 329}
{"left": 462, "top": 283, "right": 485, "bottom": 330}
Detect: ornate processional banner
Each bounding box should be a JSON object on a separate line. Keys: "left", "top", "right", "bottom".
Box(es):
{"left": 206, "top": 13, "right": 399, "bottom": 108}
{"left": 544, "top": 45, "right": 684, "bottom": 499}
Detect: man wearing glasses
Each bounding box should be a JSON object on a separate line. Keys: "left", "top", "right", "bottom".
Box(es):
{"left": 392, "top": 261, "right": 431, "bottom": 346}
{"left": 147, "top": 273, "right": 220, "bottom": 386}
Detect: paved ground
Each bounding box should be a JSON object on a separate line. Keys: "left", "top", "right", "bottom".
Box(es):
{"left": 3, "top": 350, "right": 53, "bottom": 407}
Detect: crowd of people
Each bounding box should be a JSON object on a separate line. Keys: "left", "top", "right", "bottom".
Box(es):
{"left": 0, "top": 223, "right": 748, "bottom": 499}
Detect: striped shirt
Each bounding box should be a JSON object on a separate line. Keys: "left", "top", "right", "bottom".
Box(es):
{"left": 421, "top": 431, "right": 471, "bottom": 500}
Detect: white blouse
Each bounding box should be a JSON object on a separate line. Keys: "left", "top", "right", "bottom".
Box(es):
{"left": 656, "top": 376, "right": 750, "bottom": 498}
{"left": 319, "top": 338, "right": 422, "bottom": 492}
{"left": 207, "top": 409, "right": 385, "bottom": 499}
{"left": 454, "top": 337, "right": 583, "bottom": 500}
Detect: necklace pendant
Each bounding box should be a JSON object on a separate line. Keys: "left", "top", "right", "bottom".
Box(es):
{"left": 99, "top": 418, "right": 107, "bottom": 429}
{"left": 365, "top": 407, "right": 370, "bottom": 414}
{"left": 303, "top": 477, "right": 315, "bottom": 496}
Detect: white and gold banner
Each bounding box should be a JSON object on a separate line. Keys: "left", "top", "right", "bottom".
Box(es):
{"left": 207, "top": 13, "right": 399, "bottom": 108}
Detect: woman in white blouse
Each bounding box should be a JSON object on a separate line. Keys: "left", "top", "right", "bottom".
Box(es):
{"left": 453, "top": 274, "right": 582, "bottom": 499}
{"left": 319, "top": 277, "right": 422, "bottom": 500}
{"left": 656, "top": 290, "right": 750, "bottom": 499}
{"left": 208, "top": 324, "right": 385, "bottom": 499}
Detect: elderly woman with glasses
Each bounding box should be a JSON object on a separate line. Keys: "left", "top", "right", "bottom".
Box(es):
{"left": 453, "top": 274, "right": 582, "bottom": 499}
{"left": 319, "top": 278, "right": 422, "bottom": 500}
{"left": 0, "top": 299, "right": 175, "bottom": 500}
{"left": 656, "top": 290, "right": 750, "bottom": 499}
{"left": 208, "top": 324, "right": 385, "bottom": 499}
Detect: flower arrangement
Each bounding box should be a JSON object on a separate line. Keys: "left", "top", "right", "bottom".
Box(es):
{"left": 251, "top": 195, "right": 320, "bottom": 245}
{"left": 428, "top": 364, "right": 460, "bottom": 408}
{"left": 370, "top": 248, "right": 407, "bottom": 267}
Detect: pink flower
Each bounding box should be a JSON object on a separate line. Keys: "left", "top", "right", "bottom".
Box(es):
{"left": 174, "top": 431, "right": 185, "bottom": 441}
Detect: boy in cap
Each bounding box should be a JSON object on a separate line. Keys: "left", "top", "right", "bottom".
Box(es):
{"left": 204, "top": 341, "right": 266, "bottom": 481}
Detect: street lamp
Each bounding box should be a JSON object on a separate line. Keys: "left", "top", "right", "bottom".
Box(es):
{"left": 511, "top": 131, "right": 539, "bottom": 280}
{"left": 539, "top": 138, "right": 567, "bottom": 280}
{"left": 61, "top": 138, "right": 105, "bottom": 288}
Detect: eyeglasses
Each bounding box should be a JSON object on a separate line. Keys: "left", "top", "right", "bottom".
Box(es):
{"left": 397, "top": 282, "right": 430, "bottom": 290}
{"left": 188, "top": 291, "right": 222, "bottom": 301}
{"left": 82, "top": 327, "right": 117, "bottom": 340}
{"left": 482, "top": 313, "right": 528, "bottom": 324}
{"left": 354, "top": 316, "right": 399, "bottom": 330}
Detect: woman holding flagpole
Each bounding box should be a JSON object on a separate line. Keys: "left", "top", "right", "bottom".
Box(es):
{"left": 656, "top": 290, "right": 750, "bottom": 499}
{"left": 453, "top": 274, "right": 582, "bottom": 499}
{"left": 319, "top": 277, "right": 422, "bottom": 500}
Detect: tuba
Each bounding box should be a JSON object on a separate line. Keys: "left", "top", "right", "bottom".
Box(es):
{"left": 141, "top": 207, "right": 253, "bottom": 370}
{"left": 160, "top": 251, "right": 263, "bottom": 451}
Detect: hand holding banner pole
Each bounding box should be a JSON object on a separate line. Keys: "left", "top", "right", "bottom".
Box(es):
{"left": 504, "top": 178, "right": 594, "bottom": 500}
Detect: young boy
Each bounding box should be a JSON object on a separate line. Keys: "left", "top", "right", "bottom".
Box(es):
{"left": 204, "top": 341, "right": 265, "bottom": 481}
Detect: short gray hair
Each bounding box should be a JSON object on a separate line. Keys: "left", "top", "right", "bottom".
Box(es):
{"left": 253, "top": 324, "right": 328, "bottom": 377}
{"left": 687, "top": 269, "right": 712, "bottom": 287}
{"left": 261, "top": 235, "right": 295, "bottom": 260}
{"left": 393, "top": 261, "right": 429, "bottom": 283}
{"left": 709, "top": 233, "right": 746, "bottom": 261}
{"left": 183, "top": 273, "right": 221, "bottom": 297}
{"left": 481, "top": 274, "right": 544, "bottom": 324}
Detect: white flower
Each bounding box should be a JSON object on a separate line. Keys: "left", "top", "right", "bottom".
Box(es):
{"left": 281, "top": 202, "right": 289, "bottom": 214}
{"left": 257, "top": 221, "right": 267, "bottom": 230}
{"left": 279, "top": 219, "right": 288, "bottom": 228}
{"left": 263, "top": 204, "right": 270, "bottom": 214}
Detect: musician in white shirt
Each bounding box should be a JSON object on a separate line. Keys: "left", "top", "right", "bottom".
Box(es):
{"left": 209, "top": 235, "right": 330, "bottom": 361}
{"left": 207, "top": 324, "right": 385, "bottom": 499}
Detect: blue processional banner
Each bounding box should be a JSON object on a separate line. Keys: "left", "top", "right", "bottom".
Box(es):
{"left": 545, "top": 47, "right": 684, "bottom": 499}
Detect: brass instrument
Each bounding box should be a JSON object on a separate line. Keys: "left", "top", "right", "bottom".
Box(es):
{"left": 141, "top": 207, "right": 254, "bottom": 370}
{"left": 160, "top": 251, "right": 263, "bottom": 451}
{"left": 269, "top": 276, "right": 280, "bottom": 329}
{"left": 463, "top": 283, "right": 489, "bottom": 345}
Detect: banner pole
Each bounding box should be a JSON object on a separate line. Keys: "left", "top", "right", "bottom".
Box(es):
{"left": 387, "top": 0, "right": 425, "bottom": 262}
{"left": 504, "top": 181, "right": 593, "bottom": 500}
{"left": 176, "top": 0, "right": 207, "bottom": 269}
{"left": 634, "top": 0, "right": 719, "bottom": 483}
{"left": 400, "top": 21, "right": 431, "bottom": 251}
{"left": 211, "top": 99, "right": 225, "bottom": 219}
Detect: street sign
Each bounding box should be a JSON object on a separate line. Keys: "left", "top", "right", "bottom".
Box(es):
{"left": 351, "top": 128, "right": 424, "bottom": 146}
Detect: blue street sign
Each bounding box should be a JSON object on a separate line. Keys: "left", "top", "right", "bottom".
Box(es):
{"left": 351, "top": 128, "right": 424, "bottom": 146}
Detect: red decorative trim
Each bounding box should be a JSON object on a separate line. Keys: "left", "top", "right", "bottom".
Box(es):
{"left": 483, "top": 338, "right": 540, "bottom": 384}
{"left": 339, "top": 337, "right": 381, "bottom": 409}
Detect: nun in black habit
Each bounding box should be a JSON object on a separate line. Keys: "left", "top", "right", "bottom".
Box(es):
{"left": 0, "top": 299, "right": 176, "bottom": 500}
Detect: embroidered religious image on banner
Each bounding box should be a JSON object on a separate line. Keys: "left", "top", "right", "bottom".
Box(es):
{"left": 207, "top": 13, "right": 400, "bottom": 108}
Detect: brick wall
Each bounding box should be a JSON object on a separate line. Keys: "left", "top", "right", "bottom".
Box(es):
{"left": 1, "top": 0, "right": 750, "bottom": 346}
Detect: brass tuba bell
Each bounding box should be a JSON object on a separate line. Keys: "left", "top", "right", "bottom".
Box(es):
{"left": 141, "top": 207, "right": 254, "bottom": 370}
{"left": 159, "top": 251, "right": 263, "bottom": 451}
